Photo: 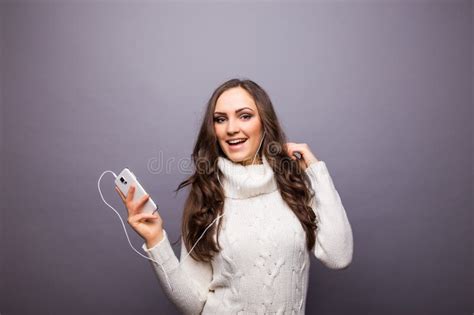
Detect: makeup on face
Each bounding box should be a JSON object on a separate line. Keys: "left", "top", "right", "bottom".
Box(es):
{"left": 213, "top": 87, "right": 263, "bottom": 165}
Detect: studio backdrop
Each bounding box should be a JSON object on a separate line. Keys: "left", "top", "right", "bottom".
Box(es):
{"left": 0, "top": 1, "right": 472, "bottom": 314}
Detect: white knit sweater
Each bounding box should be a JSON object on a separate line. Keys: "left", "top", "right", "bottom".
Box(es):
{"left": 142, "top": 155, "right": 353, "bottom": 314}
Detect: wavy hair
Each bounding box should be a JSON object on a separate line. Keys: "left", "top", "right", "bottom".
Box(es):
{"left": 175, "top": 78, "right": 318, "bottom": 262}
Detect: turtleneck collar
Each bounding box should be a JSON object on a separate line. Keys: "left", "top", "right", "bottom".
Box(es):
{"left": 217, "top": 154, "right": 278, "bottom": 199}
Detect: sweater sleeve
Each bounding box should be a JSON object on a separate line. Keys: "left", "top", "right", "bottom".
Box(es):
{"left": 141, "top": 229, "right": 213, "bottom": 314}
{"left": 305, "top": 160, "right": 354, "bottom": 269}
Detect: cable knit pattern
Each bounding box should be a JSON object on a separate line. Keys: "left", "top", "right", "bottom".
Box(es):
{"left": 141, "top": 155, "right": 353, "bottom": 314}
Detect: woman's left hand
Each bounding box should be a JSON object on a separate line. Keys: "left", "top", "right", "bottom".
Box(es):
{"left": 284, "top": 142, "right": 319, "bottom": 171}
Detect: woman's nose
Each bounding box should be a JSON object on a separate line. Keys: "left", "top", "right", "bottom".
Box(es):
{"left": 226, "top": 118, "right": 240, "bottom": 134}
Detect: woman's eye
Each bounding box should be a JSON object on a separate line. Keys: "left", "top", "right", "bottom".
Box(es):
{"left": 214, "top": 114, "right": 252, "bottom": 123}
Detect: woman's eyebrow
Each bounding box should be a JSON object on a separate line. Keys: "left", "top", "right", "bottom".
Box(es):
{"left": 214, "top": 107, "right": 254, "bottom": 115}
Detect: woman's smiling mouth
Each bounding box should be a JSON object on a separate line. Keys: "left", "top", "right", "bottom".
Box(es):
{"left": 226, "top": 138, "right": 248, "bottom": 150}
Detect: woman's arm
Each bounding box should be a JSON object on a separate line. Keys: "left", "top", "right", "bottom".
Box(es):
{"left": 305, "top": 160, "right": 354, "bottom": 269}
{"left": 141, "top": 229, "right": 213, "bottom": 314}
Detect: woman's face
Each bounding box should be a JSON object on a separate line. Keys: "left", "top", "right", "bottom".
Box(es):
{"left": 214, "top": 87, "right": 263, "bottom": 165}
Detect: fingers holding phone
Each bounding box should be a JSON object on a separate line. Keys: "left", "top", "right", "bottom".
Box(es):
{"left": 115, "top": 184, "right": 164, "bottom": 245}
{"left": 115, "top": 185, "right": 140, "bottom": 215}
{"left": 114, "top": 168, "right": 164, "bottom": 246}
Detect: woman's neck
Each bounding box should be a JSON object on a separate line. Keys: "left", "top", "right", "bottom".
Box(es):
{"left": 217, "top": 154, "right": 277, "bottom": 199}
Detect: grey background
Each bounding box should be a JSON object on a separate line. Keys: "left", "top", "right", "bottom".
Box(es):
{"left": 0, "top": 1, "right": 472, "bottom": 314}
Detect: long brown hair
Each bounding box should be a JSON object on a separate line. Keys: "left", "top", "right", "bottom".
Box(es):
{"left": 175, "top": 78, "right": 318, "bottom": 262}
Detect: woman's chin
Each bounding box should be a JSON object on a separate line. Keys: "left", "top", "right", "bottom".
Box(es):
{"left": 225, "top": 152, "right": 251, "bottom": 164}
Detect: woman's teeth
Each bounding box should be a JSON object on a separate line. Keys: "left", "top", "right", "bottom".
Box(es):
{"left": 227, "top": 138, "right": 247, "bottom": 146}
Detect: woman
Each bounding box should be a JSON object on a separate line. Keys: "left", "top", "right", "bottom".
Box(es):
{"left": 115, "top": 78, "right": 353, "bottom": 314}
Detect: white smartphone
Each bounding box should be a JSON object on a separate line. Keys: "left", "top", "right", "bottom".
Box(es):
{"left": 114, "top": 168, "right": 157, "bottom": 215}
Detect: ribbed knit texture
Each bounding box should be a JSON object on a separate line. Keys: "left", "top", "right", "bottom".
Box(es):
{"left": 142, "top": 155, "right": 353, "bottom": 314}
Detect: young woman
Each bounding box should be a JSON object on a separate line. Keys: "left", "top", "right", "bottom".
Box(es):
{"left": 115, "top": 78, "right": 353, "bottom": 314}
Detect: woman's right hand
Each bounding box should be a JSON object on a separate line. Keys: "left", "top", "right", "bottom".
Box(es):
{"left": 115, "top": 185, "right": 165, "bottom": 248}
